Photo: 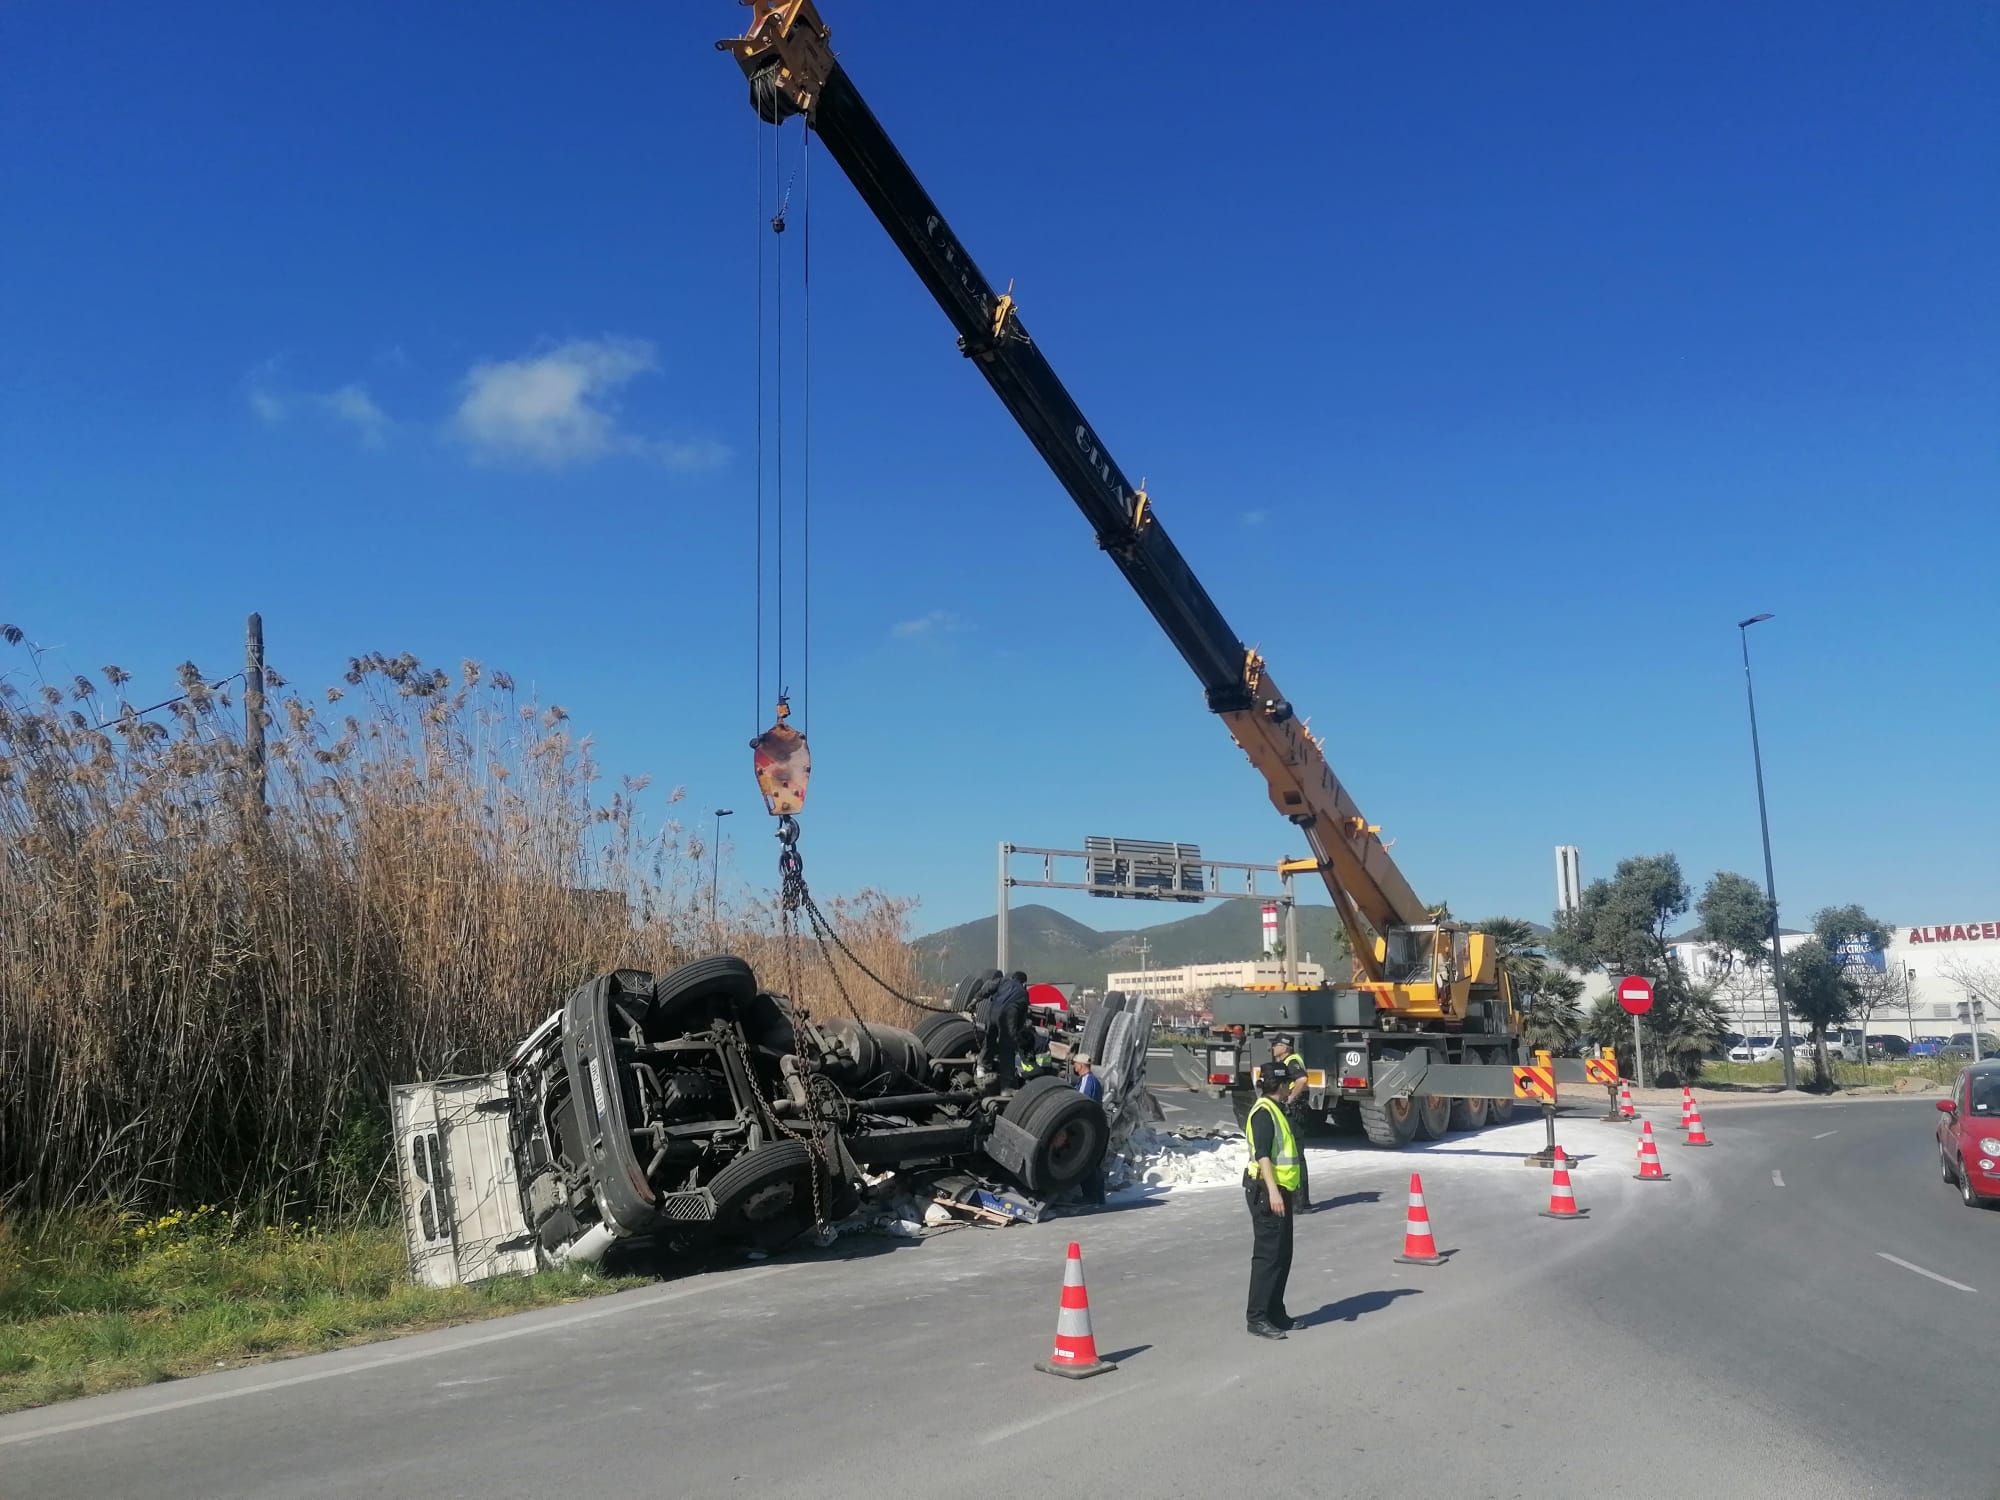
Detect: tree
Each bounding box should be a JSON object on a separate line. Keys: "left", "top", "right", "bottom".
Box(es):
{"left": 1549, "top": 853, "right": 1689, "bottom": 979}
{"left": 1937, "top": 957, "right": 2000, "bottom": 1052}
{"left": 1477, "top": 916, "right": 1584, "bottom": 1054}
{"left": 1780, "top": 938, "right": 1859, "bottom": 1088}
{"left": 1586, "top": 982, "right": 1732, "bottom": 1084}
{"left": 1697, "top": 871, "right": 1775, "bottom": 970}
{"left": 1811, "top": 903, "right": 1899, "bottom": 1056}
{"left": 1551, "top": 855, "right": 1724, "bottom": 1080}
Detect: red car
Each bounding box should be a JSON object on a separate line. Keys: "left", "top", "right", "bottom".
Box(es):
{"left": 1936, "top": 1061, "right": 2000, "bottom": 1208}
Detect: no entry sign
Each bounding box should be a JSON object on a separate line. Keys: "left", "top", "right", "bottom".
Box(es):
{"left": 1617, "top": 975, "right": 1655, "bottom": 1016}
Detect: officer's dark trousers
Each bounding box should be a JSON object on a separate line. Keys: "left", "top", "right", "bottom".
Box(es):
{"left": 1244, "top": 1179, "right": 1295, "bottom": 1324}
{"left": 1286, "top": 1105, "right": 1313, "bottom": 1207}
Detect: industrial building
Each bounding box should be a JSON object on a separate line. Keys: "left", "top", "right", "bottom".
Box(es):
{"left": 1105, "top": 959, "right": 1326, "bottom": 1008}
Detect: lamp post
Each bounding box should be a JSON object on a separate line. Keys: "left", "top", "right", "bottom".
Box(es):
{"left": 710, "top": 808, "right": 733, "bottom": 931}
{"left": 1737, "top": 614, "right": 1796, "bottom": 1090}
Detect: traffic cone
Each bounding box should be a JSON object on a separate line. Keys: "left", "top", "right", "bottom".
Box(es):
{"left": 1395, "top": 1173, "right": 1447, "bottom": 1265}
{"left": 1633, "top": 1120, "right": 1670, "bottom": 1181}
{"left": 1684, "top": 1102, "right": 1712, "bottom": 1147}
{"left": 1539, "top": 1147, "right": 1586, "bottom": 1219}
{"left": 1617, "top": 1081, "right": 1637, "bottom": 1119}
{"left": 1035, "top": 1242, "right": 1113, "bottom": 1379}
{"left": 1679, "top": 1087, "right": 1694, "bottom": 1129}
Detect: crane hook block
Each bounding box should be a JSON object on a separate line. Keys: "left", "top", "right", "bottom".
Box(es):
{"left": 751, "top": 697, "right": 811, "bottom": 815}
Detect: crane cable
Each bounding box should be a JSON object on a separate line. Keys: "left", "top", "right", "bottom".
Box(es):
{"left": 750, "top": 113, "right": 945, "bottom": 1022}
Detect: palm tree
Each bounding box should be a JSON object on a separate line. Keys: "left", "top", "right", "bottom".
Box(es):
{"left": 1479, "top": 917, "right": 1584, "bottom": 1054}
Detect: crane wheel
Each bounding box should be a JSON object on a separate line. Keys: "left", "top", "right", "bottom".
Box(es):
{"left": 1357, "top": 1094, "right": 1419, "bottom": 1148}
{"left": 1447, "top": 1091, "right": 1490, "bottom": 1132}
{"left": 1413, "top": 1092, "right": 1452, "bottom": 1140}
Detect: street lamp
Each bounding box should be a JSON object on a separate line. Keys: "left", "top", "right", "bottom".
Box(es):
{"left": 1737, "top": 613, "right": 1797, "bottom": 1089}
{"left": 710, "top": 808, "right": 733, "bottom": 930}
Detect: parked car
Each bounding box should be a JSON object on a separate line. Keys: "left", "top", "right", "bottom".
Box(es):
{"left": 1910, "top": 1038, "right": 1943, "bottom": 1058}
{"left": 1868, "top": 1035, "right": 1911, "bottom": 1058}
{"left": 1936, "top": 1062, "right": 2000, "bottom": 1208}
{"left": 1727, "top": 1035, "right": 1815, "bottom": 1064}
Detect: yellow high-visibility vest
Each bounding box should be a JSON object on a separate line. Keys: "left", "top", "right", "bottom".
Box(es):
{"left": 1245, "top": 1097, "right": 1301, "bottom": 1191}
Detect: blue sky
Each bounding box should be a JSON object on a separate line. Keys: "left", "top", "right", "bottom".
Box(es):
{"left": 4, "top": 3, "right": 1996, "bottom": 938}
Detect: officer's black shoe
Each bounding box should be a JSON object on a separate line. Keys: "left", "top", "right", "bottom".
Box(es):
{"left": 1246, "top": 1319, "right": 1288, "bottom": 1340}
{"left": 1270, "top": 1312, "right": 1296, "bottom": 1331}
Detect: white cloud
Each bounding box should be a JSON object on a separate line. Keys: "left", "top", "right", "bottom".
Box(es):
{"left": 247, "top": 369, "right": 390, "bottom": 449}
{"left": 449, "top": 337, "right": 724, "bottom": 472}
{"left": 891, "top": 610, "right": 966, "bottom": 639}
{"left": 324, "top": 384, "right": 389, "bottom": 448}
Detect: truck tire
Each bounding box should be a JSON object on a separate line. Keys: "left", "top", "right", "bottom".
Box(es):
{"left": 1007, "top": 1091, "right": 1109, "bottom": 1196}
{"left": 651, "top": 955, "right": 757, "bottom": 1027}
{"left": 1482, "top": 1048, "right": 1515, "bottom": 1123}
{"left": 1358, "top": 1093, "right": 1419, "bottom": 1147}
{"left": 708, "top": 1140, "right": 846, "bottom": 1248}
{"left": 1082, "top": 1006, "right": 1118, "bottom": 1063}
{"left": 1448, "top": 1090, "right": 1490, "bottom": 1132}
{"left": 1007, "top": 1074, "right": 1075, "bottom": 1130}
{"left": 914, "top": 1012, "right": 980, "bottom": 1064}
{"left": 950, "top": 972, "right": 988, "bottom": 1013}
{"left": 1413, "top": 1092, "right": 1451, "bottom": 1140}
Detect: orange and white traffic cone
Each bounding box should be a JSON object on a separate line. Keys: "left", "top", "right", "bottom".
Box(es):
{"left": 1679, "top": 1087, "right": 1694, "bottom": 1129}
{"left": 1685, "top": 1102, "right": 1712, "bottom": 1147}
{"left": 1634, "top": 1120, "right": 1670, "bottom": 1181}
{"left": 1617, "top": 1081, "right": 1637, "bottom": 1119}
{"left": 1539, "top": 1147, "right": 1586, "bottom": 1219}
{"left": 1395, "top": 1173, "right": 1447, "bottom": 1265}
{"left": 1035, "top": 1242, "right": 1113, "bottom": 1379}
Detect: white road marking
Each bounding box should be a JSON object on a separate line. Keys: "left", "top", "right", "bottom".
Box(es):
{"left": 0, "top": 1267, "right": 787, "bottom": 1447}
{"left": 978, "top": 1383, "right": 1132, "bottom": 1444}
{"left": 1877, "top": 1253, "right": 1977, "bottom": 1293}
{"left": 1771, "top": 1170, "right": 1785, "bottom": 1187}
{"left": 1812, "top": 1131, "right": 1838, "bottom": 1140}
{"left": 1160, "top": 1099, "right": 1187, "bottom": 1114}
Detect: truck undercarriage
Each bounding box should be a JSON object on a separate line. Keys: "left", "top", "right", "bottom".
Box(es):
{"left": 395, "top": 957, "right": 1153, "bottom": 1285}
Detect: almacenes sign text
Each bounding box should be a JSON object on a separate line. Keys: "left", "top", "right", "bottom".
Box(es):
{"left": 1908, "top": 922, "right": 2000, "bottom": 944}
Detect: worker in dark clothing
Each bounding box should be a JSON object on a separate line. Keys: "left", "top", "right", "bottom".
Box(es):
{"left": 1270, "top": 1036, "right": 1313, "bottom": 1212}
{"left": 1243, "top": 1069, "right": 1300, "bottom": 1339}
{"left": 968, "top": 969, "right": 1003, "bottom": 1031}
{"left": 1071, "top": 1053, "right": 1107, "bottom": 1205}
{"left": 981, "top": 970, "right": 1031, "bottom": 1081}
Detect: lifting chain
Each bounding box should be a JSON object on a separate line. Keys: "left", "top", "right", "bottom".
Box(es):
{"left": 776, "top": 815, "right": 951, "bottom": 1017}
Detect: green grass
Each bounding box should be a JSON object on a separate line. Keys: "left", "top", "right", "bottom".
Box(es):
{"left": 1697, "top": 1057, "right": 1960, "bottom": 1090}
{"left": 0, "top": 1207, "right": 640, "bottom": 1413}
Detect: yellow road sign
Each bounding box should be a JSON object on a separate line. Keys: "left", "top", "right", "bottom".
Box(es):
{"left": 1512, "top": 1064, "right": 1557, "bottom": 1102}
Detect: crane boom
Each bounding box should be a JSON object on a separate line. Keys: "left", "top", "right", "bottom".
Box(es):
{"left": 720, "top": 2, "right": 1433, "bottom": 979}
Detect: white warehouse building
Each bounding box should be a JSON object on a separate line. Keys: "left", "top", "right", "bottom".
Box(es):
{"left": 1106, "top": 959, "right": 1325, "bottom": 1008}
{"left": 1666, "top": 917, "right": 2000, "bottom": 1041}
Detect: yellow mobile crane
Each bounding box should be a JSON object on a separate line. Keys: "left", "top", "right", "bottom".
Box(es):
{"left": 719, "top": 3, "right": 1600, "bottom": 1146}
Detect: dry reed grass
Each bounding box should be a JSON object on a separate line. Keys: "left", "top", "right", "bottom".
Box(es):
{"left": 0, "top": 633, "right": 923, "bottom": 1218}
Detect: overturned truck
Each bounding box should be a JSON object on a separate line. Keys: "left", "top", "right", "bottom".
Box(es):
{"left": 394, "top": 956, "right": 1151, "bottom": 1285}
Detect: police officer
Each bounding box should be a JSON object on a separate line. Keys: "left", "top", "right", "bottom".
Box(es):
{"left": 1269, "top": 1036, "right": 1313, "bottom": 1212}
{"left": 1243, "top": 1069, "right": 1300, "bottom": 1339}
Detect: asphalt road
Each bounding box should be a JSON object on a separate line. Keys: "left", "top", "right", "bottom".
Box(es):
{"left": 4, "top": 1096, "right": 1993, "bottom": 1499}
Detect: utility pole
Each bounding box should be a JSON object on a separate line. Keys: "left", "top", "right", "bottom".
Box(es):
{"left": 243, "top": 612, "right": 267, "bottom": 825}
{"left": 1738, "top": 614, "right": 1796, "bottom": 1089}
